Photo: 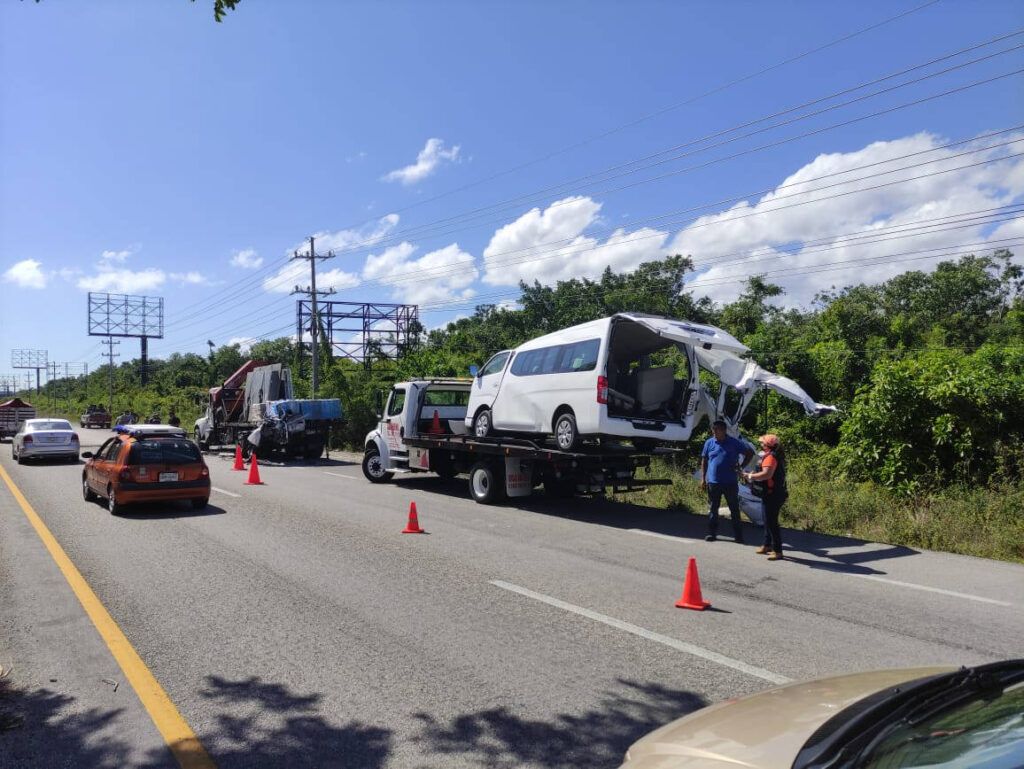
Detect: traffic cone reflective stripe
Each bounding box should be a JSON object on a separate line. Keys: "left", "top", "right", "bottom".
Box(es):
{"left": 402, "top": 501, "right": 424, "bottom": 534}
{"left": 232, "top": 444, "right": 245, "bottom": 471}
{"left": 675, "top": 557, "right": 711, "bottom": 610}
{"left": 244, "top": 452, "right": 264, "bottom": 485}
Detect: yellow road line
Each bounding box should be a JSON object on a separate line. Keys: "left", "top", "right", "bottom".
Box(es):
{"left": 0, "top": 464, "right": 216, "bottom": 769}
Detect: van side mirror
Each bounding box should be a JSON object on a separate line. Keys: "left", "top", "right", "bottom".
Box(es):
{"left": 469, "top": 365, "right": 479, "bottom": 377}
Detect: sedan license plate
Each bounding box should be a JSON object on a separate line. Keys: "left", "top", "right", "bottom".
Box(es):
{"left": 159, "top": 472, "right": 179, "bottom": 482}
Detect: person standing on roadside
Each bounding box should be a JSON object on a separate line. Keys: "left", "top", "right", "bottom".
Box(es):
{"left": 744, "top": 434, "right": 788, "bottom": 561}
{"left": 700, "top": 420, "right": 754, "bottom": 543}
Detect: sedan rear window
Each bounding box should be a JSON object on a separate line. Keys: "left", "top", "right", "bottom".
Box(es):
{"left": 127, "top": 439, "right": 202, "bottom": 465}
{"left": 29, "top": 420, "right": 72, "bottom": 431}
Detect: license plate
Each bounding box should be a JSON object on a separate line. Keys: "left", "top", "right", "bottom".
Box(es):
{"left": 159, "top": 472, "right": 179, "bottom": 482}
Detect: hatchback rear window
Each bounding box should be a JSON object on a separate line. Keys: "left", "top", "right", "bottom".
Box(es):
{"left": 127, "top": 439, "right": 202, "bottom": 465}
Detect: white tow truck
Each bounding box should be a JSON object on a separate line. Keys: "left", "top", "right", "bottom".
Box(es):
{"left": 361, "top": 379, "right": 672, "bottom": 504}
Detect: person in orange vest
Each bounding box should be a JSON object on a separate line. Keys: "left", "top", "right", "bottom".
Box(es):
{"left": 744, "top": 433, "right": 788, "bottom": 561}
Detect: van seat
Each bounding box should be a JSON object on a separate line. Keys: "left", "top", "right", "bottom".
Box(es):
{"left": 635, "top": 366, "right": 675, "bottom": 412}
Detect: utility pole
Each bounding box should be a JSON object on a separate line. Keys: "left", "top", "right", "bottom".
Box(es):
{"left": 48, "top": 361, "right": 60, "bottom": 413}
{"left": 103, "top": 337, "right": 120, "bottom": 417}
{"left": 291, "top": 236, "right": 336, "bottom": 398}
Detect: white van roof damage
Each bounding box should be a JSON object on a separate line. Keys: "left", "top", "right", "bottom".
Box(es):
{"left": 615, "top": 313, "right": 836, "bottom": 427}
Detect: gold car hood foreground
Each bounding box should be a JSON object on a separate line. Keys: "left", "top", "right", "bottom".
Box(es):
{"left": 619, "top": 667, "right": 954, "bottom": 769}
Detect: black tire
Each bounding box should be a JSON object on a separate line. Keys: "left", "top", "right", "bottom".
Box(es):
{"left": 543, "top": 476, "right": 576, "bottom": 499}
{"left": 194, "top": 428, "right": 209, "bottom": 451}
{"left": 472, "top": 408, "right": 492, "bottom": 438}
{"left": 468, "top": 461, "right": 504, "bottom": 505}
{"left": 362, "top": 446, "right": 393, "bottom": 483}
{"left": 554, "top": 411, "right": 580, "bottom": 451}
{"left": 191, "top": 497, "right": 208, "bottom": 511}
{"left": 632, "top": 438, "right": 658, "bottom": 452}
{"left": 432, "top": 455, "right": 458, "bottom": 481}
{"left": 107, "top": 486, "right": 122, "bottom": 516}
{"left": 82, "top": 475, "right": 97, "bottom": 502}
{"left": 15, "top": 447, "right": 25, "bottom": 465}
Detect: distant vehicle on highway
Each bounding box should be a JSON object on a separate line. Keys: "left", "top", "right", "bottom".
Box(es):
{"left": 619, "top": 659, "right": 1024, "bottom": 769}
{"left": 80, "top": 404, "right": 111, "bottom": 429}
{"left": 11, "top": 418, "right": 80, "bottom": 464}
{"left": 81, "top": 425, "right": 210, "bottom": 515}
{"left": 0, "top": 397, "right": 36, "bottom": 441}
{"left": 466, "top": 313, "right": 834, "bottom": 451}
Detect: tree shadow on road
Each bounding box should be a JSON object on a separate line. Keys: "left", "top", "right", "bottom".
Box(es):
{"left": 0, "top": 671, "right": 146, "bottom": 769}
{"left": 158, "top": 675, "right": 392, "bottom": 769}
{"left": 410, "top": 678, "right": 704, "bottom": 768}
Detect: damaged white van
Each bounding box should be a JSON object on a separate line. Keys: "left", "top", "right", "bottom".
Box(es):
{"left": 466, "top": 313, "right": 833, "bottom": 450}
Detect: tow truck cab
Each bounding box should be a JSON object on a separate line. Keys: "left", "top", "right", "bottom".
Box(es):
{"left": 363, "top": 379, "right": 472, "bottom": 480}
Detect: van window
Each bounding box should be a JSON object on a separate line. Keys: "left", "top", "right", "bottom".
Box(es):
{"left": 510, "top": 338, "right": 601, "bottom": 376}
{"left": 479, "top": 352, "right": 510, "bottom": 378}
{"left": 423, "top": 389, "right": 470, "bottom": 406}
{"left": 387, "top": 389, "right": 406, "bottom": 417}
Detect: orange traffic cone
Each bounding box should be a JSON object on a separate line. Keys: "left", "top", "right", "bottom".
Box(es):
{"left": 402, "top": 501, "right": 425, "bottom": 534}
{"left": 232, "top": 444, "right": 245, "bottom": 471}
{"left": 427, "top": 410, "right": 445, "bottom": 435}
{"left": 244, "top": 452, "right": 264, "bottom": 485}
{"left": 675, "top": 557, "right": 711, "bottom": 610}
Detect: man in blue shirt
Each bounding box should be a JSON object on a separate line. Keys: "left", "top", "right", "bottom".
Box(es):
{"left": 700, "top": 419, "right": 754, "bottom": 543}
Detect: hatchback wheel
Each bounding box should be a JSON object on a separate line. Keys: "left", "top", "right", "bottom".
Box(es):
{"left": 82, "top": 476, "right": 97, "bottom": 502}
{"left": 107, "top": 487, "right": 122, "bottom": 516}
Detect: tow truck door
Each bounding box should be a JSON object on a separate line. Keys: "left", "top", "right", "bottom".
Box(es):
{"left": 382, "top": 386, "right": 409, "bottom": 455}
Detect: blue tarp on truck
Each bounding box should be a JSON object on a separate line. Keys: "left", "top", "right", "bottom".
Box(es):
{"left": 265, "top": 399, "right": 344, "bottom": 422}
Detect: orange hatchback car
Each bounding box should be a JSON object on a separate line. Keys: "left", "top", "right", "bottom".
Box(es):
{"left": 82, "top": 426, "right": 210, "bottom": 514}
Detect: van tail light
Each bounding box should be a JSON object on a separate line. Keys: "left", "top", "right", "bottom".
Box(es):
{"left": 597, "top": 375, "right": 609, "bottom": 404}
{"left": 23, "top": 435, "right": 33, "bottom": 444}
{"left": 119, "top": 468, "right": 132, "bottom": 482}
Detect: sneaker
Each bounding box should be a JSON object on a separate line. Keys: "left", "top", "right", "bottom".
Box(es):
{"left": 755, "top": 546, "right": 769, "bottom": 555}
{"left": 705, "top": 534, "right": 716, "bottom": 542}
{"left": 767, "top": 552, "right": 784, "bottom": 561}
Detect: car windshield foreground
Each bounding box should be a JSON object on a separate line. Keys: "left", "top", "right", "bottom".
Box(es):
{"left": 619, "top": 660, "right": 1024, "bottom": 769}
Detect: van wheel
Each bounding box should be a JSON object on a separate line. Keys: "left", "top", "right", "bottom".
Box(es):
{"left": 362, "top": 447, "right": 393, "bottom": 483}
{"left": 468, "top": 461, "right": 503, "bottom": 504}
{"left": 554, "top": 412, "right": 580, "bottom": 451}
{"left": 473, "top": 408, "right": 492, "bottom": 438}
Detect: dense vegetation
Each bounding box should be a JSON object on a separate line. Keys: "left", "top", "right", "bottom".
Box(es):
{"left": 17, "top": 250, "right": 1023, "bottom": 561}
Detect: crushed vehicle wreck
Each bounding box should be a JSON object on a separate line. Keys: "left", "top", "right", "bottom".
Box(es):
{"left": 466, "top": 313, "right": 834, "bottom": 451}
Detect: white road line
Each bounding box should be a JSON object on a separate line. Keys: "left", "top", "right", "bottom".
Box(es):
{"left": 850, "top": 574, "right": 1013, "bottom": 606}
{"left": 324, "top": 471, "right": 362, "bottom": 481}
{"left": 490, "top": 579, "right": 791, "bottom": 685}
{"left": 625, "top": 530, "right": 1011, "bottom": 607}
{"left": 211, "top": 487, "right": 241, "bottom": 498}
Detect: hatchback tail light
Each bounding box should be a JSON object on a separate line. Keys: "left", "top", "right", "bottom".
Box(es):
{"left": 23, "top": 435, "right": 33, "bottom": 444}
{"left": 597, "top": 375, "right": 608, "bottom": 405}
{"left": 200, "top": 465, "right": 209, "bottom": 477}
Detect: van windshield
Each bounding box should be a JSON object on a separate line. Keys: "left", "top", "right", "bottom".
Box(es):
{"left": 128, "top": 439, "right": 202, "bottom": 465}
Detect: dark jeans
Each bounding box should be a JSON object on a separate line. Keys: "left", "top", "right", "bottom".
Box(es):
{"left": 707, "top": 482, "right": 742, "bottom": 539}
{"left": 762, "top": 492, "right": 787, "bottom": 553}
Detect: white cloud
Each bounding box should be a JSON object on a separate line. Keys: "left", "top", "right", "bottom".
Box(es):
{"left": 263, "top": 215, "right": 400, "bottom": 293}
{"left": 382, "top": 138, "right": 460, "bottom": 185}
{"left": 77, "top": 268, "right": 166, "bottom": 293}
{"left": 362, "top": 242, "right": 478, "bottom": 304}
{"left": 170, "top": 271, "right": 208, "bottom": 285}
{"left": 3, "top": 259, "right": 48, "bottom": 289}
{"left": 230, "top": 249, "right": 263, "bottom": 269}
{"left": 100, "top": 249, "right": 132, "bottom": 264}
{"left": 669, "top": 131, "right": 1024, "bottom": 305}
{"left": 482, "top": 195, "right": 669, "bottom": 286}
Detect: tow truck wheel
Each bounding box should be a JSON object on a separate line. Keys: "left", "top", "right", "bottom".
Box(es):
{"left": 473, "top": 408, "right": 492, "bottom": 438}
{"left": 468, "top": 461, "right": 504, "bottom": 505}
{"left": 544, "top": 476, "right": 575, "bottom": 499}
{"left": 362, "top": 447, "right": 393, "bottom": 483}
{"left": 194, "top": 428, "right": 208, "bottom": 451}
{"left": 554, "top": 412, "right": 580, "bottom": 451}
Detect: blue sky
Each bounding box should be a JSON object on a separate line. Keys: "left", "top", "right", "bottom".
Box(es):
{"left": 2, "top": 0, "right": 1022, "bottom": 379}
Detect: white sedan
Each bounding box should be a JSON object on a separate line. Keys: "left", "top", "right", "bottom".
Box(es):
{"left": 12, "top": 418, "right": 80, "bottom": 464}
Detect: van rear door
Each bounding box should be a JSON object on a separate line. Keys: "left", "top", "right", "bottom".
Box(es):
{"left": 619, "top": 314, "right": 749, "bottom": 354}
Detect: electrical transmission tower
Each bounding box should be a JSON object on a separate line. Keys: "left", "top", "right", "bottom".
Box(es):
{"left": 102, "top": 338, "right": 120, "bottom": 416}
{"left": 290, "top": 236, "right": 336, "bottom": 398}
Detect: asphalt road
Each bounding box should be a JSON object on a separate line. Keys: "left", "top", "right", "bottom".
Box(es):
{"left": 1, "top": 431, "right": 1022, "bottom": 769}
